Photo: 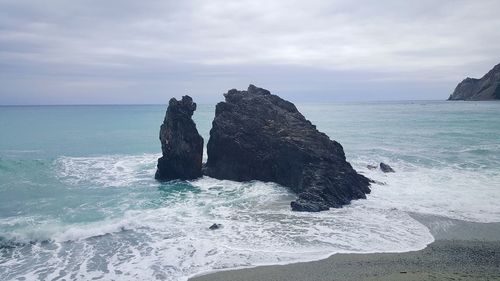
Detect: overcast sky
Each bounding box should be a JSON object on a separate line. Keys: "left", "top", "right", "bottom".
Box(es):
{"left": 1, "top": 0, "right": 499, "bottom": 104}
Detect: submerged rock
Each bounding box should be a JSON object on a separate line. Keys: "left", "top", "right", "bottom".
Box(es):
{"left": 380, "top": 162, "right": 395, "bottom": 173}
{"left": 367, "top": 164, "right": 378, "bottom": 170}
{"left": 448, "top": 62, "right": 500, "bottom": 101}
{"left": 208, "top": 223, "right": 222, "bottom": 230}
{"left": 204, "top": 85, "right": 371, "bottom": 212}
{"left": 155, "top": 96, "right": 204, "bottom": 181}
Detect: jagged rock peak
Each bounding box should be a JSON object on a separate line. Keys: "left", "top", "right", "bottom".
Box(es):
{"left": 155, "top": 95, "right": 204, "bottom": 181}
{"left": 168, "top": 95, "right": 197, "bottom": 117}
{"left": 225, "top": 84, "right": 271, "bottom": 97}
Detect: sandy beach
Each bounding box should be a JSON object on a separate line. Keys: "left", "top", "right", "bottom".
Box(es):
{"left": 190, "top": 214, "right": 500, "bottom": 281}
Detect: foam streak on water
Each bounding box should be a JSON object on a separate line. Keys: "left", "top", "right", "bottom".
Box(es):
{"left": 1, "top": 102, "right": 499, "bottom": 280}
{"left": 56, "top": 154, "right": 159, "bottom": 188}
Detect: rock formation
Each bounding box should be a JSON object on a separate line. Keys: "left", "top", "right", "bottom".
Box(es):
{"left": 155, "top": 96, "right": 204, "bottom": 181}
{"left": 448, "top": 63, "right": 500, "bottom": 101}
{"left": 379, "top": 162, "right": 395, "bottom": 173}
{"left": 204, "top": 85, "right": 371, "bottom": 212}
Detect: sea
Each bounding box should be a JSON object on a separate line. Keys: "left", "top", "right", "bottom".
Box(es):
{"left": 1, "top": 101, "right": 499, "bottom": 280}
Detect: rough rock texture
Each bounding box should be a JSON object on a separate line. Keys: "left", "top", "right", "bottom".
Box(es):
{"left": 379, "top": 162, "right": 395, "bottom": 173}
{"left": 155, "top": 96, "right": 204, "bottom": 181}
{"left": 448, "top": 63, "right": 500, "bottom": 101}
{"left": 204, "top": 85, "right": 371, "bottom": 212}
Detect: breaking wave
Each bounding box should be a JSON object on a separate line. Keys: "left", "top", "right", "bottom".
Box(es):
{"left": 2, "top": 149, "right": 499, "bottom": 280}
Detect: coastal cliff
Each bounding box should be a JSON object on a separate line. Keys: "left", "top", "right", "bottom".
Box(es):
{"left": 204, "top": 85, "right": 371, "bottom": 211}
{"left": 155, "top": 96, "right": 204, "bottom": 181}
{"left": 448, "top": 63, "right": 500, "bottom": 101}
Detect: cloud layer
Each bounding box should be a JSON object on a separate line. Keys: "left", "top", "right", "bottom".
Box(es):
{"left": 1, "top": 0, "right": 499, "bottom": 104}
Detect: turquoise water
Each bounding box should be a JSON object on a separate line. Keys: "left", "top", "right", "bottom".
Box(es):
{"left": 1, "top": 101, "right": 499, "bottom": 280}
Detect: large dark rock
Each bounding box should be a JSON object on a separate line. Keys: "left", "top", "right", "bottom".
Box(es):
{"left": 448, "top": 63, "right": 500, "bottom": 101}
{"left": 204, "top": 85, "right": 371, "bottom": 212}
{"left": 155, "top": 96, "right": 204, "bottom": 181}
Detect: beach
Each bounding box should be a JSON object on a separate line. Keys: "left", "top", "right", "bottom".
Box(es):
{"left": 191, "top": 214, "right": 500, "bottom": 281}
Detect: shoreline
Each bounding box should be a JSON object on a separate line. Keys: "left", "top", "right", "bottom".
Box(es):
{"left": 189, "top": 214, "right": 500, "bottom": 281}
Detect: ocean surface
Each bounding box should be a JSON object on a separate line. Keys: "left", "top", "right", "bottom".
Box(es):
{"left": 1, "top": 101, "right": 499, "bottom": 281}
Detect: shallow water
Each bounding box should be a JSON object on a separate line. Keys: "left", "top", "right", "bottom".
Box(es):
{"left": 0, "top": 101, "right": 499, "bottom": 280}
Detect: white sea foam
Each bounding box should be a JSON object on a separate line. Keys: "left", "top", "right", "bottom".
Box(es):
{"left": 0, "top": 180, "right": 434, "bottom": 281}
{"left": 351, "top": 156, "right": 500, "bottom": 223}
{"left": 1, "top": 176, "right": 433, "bottom": 281}
{"left": 55, "top": 154, "right": 160, "bottom": 187}
{"left": 56, "top": 153, "right": 500, "bottom": 223}
{"left": 2, "top": 152, "right": 499, "bottom": 280}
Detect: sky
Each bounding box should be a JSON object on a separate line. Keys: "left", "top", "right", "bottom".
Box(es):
{"left": 0, "top": 0, "right": 499, "bottom": 104}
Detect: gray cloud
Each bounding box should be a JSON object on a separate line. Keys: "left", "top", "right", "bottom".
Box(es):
{"left": 0, "top": 0, "right": 499, "bottom": 104}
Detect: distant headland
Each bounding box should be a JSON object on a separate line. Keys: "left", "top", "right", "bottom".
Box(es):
{"left": 448, "top": 62, "right": 500, "bottom": 101}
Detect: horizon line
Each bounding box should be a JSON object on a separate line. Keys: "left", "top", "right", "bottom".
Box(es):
{"left": 0, "top": 99, "right": 450, "bottom": 107}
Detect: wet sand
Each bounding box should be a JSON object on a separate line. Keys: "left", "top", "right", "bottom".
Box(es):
{"left": 190, "top": 214, "right": 500, "bottom": 281}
